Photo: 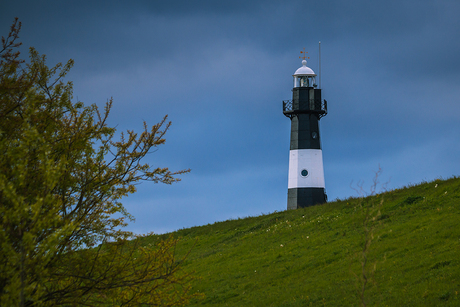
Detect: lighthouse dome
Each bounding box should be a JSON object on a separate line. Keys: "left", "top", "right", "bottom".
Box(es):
{"left": 292, "top": 59, "right": 317, "bottom": 88}
{"left": 293, "top": 60, "right": 316, "bottom": 76}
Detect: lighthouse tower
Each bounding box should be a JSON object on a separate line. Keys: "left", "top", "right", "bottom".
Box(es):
{"left": 283, "top": 55, "right": 327, "bottom": 210}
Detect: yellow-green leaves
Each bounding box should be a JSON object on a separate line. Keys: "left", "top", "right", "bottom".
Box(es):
{"left": 1, "top": 19, "right": 194, "bottom": 306}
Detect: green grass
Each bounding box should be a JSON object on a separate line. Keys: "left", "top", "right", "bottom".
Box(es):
{"left": 141, "top": 177, "right": 460, "bottom": 306}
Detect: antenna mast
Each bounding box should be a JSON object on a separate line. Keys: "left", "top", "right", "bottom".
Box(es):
{"left": 318, "top": 41, "right": 321, "bottom": 88}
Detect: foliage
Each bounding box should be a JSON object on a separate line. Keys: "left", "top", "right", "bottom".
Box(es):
{"left": 45, "top": 236, "right": 197, "bottom": 306}
{"left": 148, "top": 176, "right": 460, "bottom": 306}
{"left": 0, "top": 18, "right": 197, "bottom": 306}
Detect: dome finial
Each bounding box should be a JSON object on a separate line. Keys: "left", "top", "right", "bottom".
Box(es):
{"left": 299, "top": 48, "right": 310, "bottom": 65}
{"left": 293, "top": 48, "right": 316, "bottom": 76}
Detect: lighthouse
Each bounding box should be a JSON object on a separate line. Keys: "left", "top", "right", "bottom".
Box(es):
{"left": 283, "top": 53, "right": 327, "bottom": 210}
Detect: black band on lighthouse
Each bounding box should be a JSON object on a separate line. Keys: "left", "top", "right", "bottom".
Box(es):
{"left": 287, "top": 187, "right": 327, "bottom": 210}
{"left": 290, "top": 113, "right": 321, "bottom": 150}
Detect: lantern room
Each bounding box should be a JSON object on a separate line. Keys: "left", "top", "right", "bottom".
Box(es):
{"left": 293, "top": 59, "right": 317, "bottom": 88}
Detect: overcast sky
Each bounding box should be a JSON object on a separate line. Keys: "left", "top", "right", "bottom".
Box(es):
{"left": 2, "top": 0, "right": 460, "bottom": 234}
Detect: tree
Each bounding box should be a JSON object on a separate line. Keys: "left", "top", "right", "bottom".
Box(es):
{"left": 0, "top": 18, "right": 198, "bottom": 306}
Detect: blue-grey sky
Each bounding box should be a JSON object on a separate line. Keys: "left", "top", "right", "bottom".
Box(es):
{"left": 2, "top": 0, "right": 460, "bottom": 234}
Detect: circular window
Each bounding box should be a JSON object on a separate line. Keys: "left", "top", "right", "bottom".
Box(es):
{"left": 301, "top": 169, "right": 309, "bottom": 177}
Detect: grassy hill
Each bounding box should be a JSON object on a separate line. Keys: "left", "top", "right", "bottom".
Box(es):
{"left": 141, "top": 177, "right": 460, "bottom": 306}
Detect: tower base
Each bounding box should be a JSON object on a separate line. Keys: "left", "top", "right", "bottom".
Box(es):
{"left": 287, "top": 187, "right": 327, "bottom": 210}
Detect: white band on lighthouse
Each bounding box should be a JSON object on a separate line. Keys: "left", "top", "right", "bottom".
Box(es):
{"left": 288, "top": 149, "right": 325, "bottom": 189}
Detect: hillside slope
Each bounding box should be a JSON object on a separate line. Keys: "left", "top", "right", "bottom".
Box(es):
{"left": 144, "top": 177, "right": 460, "bottom": 306}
